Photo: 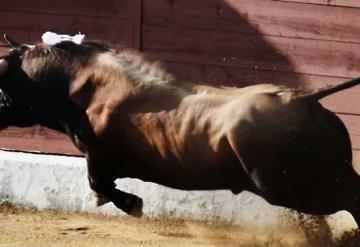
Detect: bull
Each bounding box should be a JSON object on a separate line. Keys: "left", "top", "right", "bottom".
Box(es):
{"left": 1, "top": 34, "right": 360, "bottom": 226}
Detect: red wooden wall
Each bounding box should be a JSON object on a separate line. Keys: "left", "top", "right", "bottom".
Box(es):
{"left": 1, "top": 0, "right": 360, "bottom": 166}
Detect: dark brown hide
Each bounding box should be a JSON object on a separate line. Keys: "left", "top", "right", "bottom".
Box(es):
{"left": 0, "top": 40, "right": 359, "bottom": 225}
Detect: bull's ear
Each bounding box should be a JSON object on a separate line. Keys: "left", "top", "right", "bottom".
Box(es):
{"left": 0, "top": 59, "right": 8, "bottom": 75}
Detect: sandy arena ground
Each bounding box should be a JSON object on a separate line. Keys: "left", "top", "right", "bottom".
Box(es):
{"left": 0, "top": 203, "right": 359, "bottom": 247}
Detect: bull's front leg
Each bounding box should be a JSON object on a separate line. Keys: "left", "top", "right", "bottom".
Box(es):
{"left": 86, "top": 154, "right": 143, "bottom": 217}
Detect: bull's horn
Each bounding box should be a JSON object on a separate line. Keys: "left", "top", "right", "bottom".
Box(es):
{"left": 3, "top": 34, "right": 21, "bottom": 48}
{"left": 0, "top": 59, "right": 8, "bottom": 75}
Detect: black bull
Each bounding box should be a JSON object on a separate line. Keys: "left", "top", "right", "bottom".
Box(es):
{"left": 1, "top": 35, "right": 360, "bottom": 226}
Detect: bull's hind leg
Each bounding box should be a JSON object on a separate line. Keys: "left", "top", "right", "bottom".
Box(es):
{"left": 89, "top": 179, "right": 143, "bottom": 217}
{"left": 86, "top": 155, "right": 143, "bottom": 217}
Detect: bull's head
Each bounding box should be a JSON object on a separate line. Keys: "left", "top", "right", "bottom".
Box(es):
{"left": 0, "top": 34, "right": 111, "bottom": 132}
{"left": 0, "top": 35, "right": 36, "bottom": 128}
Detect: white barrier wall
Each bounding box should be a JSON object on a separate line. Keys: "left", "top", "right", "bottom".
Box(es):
{"left": 0, "top": 150, "right": 356, "bottom": 236}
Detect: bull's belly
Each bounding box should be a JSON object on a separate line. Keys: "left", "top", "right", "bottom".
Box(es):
{"left": 257, "top": 174, "right": 354, "bottom": 215}
{"left": 249, "top": 147, "right": 356, "bottom": 214}
{"left": 124, "top": 155, "right": 249, "bottom": 193}
{"left": 114, "top": 127, "right": 249, "bottom": 192}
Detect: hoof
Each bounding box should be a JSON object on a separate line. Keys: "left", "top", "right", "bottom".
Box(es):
{"left": 120, "top": 195, "right": 143, "bottom": 218}
{"left": 95, "top": 193, "right": 110, "bottom": 207}
{"left": 112, "top": 193, "right": 144, "bottom": 217}
{"left": 129, "top": 196, "right": 143, "bottom": 218}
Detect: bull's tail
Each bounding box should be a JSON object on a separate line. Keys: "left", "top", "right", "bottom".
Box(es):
{"left": 298, "top": 77, "right": 360, "bottom": 102}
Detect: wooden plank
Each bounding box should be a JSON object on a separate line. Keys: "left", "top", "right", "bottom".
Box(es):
{"left": 352, "top": 150, "right": 360, "bottom": 175}
{"left": 165, "top": 61, "right": 351, "bottom": 89}
{"left": 0, "top": 0, "right": 127, "bottom": 18}
{"left": 143, "top": 0, "right": 360, "bottom": 44}
{"left": 126, "top": 0, "right": 142, "bottom": 50}
{"left": 0, "top": 11, "right": 127, "bottom": 35}
{"left": 165, "top": 61, "right": 334, "bottom": 88}
{"left": 320, "top": 92, "right": 360, "bottom": 115}
{"left": 0, "top": 27, "right": 124, "bottom": 46}
{"left": 0, "top": 29, "right": 125, "bottom": 47}
{"left": 143, "top": 0, "right": 219, "bottom": 30}
{"left": 166, "top": 61, "right": 360, "bottom": 114}
{"left": 143, "top": 25, "right": 360, "bottom": 79}
{"left": 276, "top": 0, "right": 360, "bottom": 8}
{"left": 0, "top": 11, "right": 127, "bottom": 45}
{"left": 221, "top": 0, "right": 360, "bottom": 43}
{"left": 0, "top": 45, "right": 9, "bottom": 54}
{"left": 0, "top": 126, "right": 36, "bottom": 138}
{"left": 0, "top": 126, "right": 81, "bottom": 155}
{"left": 338, "top": 114, "right": 360, "bottom": 150}
{"left": 338, "top": 114, "right": 360, "bottom": 137}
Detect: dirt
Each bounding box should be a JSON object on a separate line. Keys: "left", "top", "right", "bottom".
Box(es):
{"left": 0, "top": 203, "right": 359, "bottom": 247}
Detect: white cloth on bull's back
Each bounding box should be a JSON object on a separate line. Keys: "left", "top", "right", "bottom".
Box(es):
{"left": 42, "top": 32, "right": 85, "bottom": 45}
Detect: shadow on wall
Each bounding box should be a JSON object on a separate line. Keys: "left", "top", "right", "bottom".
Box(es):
{"left": 143, "top": 0, "right": 303, "bottom": 89}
